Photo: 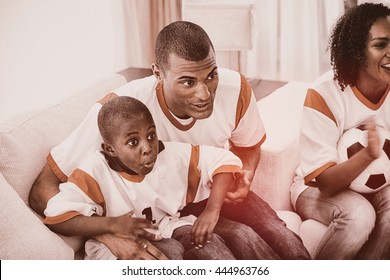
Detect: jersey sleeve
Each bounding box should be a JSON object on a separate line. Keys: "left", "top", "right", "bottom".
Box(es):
{"left": 299, "top": 88, "right": 340, "bottom": 184}
{"left": 43, "top": 180, "right": 103, "bottom": 225}
{"left": 48, "top": 102, "right": 104, "bottom": 181}
{"left": 198, "top": 145, "right": 243, "bottom": 185}
{"left": 230, "top": 76, "right": 266, "bottom": 148}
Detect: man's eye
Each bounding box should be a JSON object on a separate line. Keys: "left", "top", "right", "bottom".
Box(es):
{"left": 207, "top": 72, "right": 218, "bottom": 80}
{"left": 182, "top": 80, "right": 195, "bottom": 87}
{"left": 148, "top": 133, "right": 156, "bottom": 141}
{"left": 128, "top": 139, "right": 138, "bottom": 146}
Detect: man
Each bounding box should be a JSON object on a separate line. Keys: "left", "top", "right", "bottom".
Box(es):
{"left": 30, "top": 21, "right": 310, "bottom": 260}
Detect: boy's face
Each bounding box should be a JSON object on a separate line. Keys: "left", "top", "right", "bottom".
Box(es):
{"left": 108, "top": 113, "right": 159, "bottom": 175}
{"left": 158, "top": 50, "right": 219, "bottom": 120}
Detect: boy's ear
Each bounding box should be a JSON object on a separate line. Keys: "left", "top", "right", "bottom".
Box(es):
{"left": 101, "top": 142, "right": 117, "bottom": 157}
{"left": 151, "top": 63, "right": 162, "bottom": 81}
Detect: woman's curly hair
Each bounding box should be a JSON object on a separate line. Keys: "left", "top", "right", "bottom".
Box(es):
{"left": 329, "top": 3, "right": 390, "bottom": 91}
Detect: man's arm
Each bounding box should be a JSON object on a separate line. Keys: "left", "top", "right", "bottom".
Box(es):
{"left": 46, "top": 212, "right": 157, "bottom": 239}
{"left": 46, "top": 214, "right": 167, "bottom": 260}
{"left": 29, "top": 163, "right": 61, "bottom": 216}
{"left": 31, "top": 164, "right": 166, "bottom": 259}
{"left": 227, "top": 145, "right": 261, "bottom": 203}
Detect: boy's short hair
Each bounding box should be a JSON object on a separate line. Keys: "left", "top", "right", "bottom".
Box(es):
{"left": 155, "top": 21, "right": 215, "bottom": 73}
{"left": 97, "top": 96, "right": 153, "bottom": 143}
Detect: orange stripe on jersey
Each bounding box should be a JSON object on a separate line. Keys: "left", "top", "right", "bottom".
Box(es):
{"left": 187, "top": 145, "right": 201, "bottom": 204}
{"left": 351, "top": 85, "right": 390, "bottom": 110}
{"left": 43, "top": 211, "right": 81, "bottom": 225}
{"left": 97, "top": 92, "right": 118, "bottom": 105}
{"left": 235, "top": 75, "right": 252, "bottom": 129}
{"left": 228, "top": 133, "right": 265, "bottom": 150}
{"left": 119, "top": 172, "right": 145, "bottom": 183}
{"left": 47, "top": 153, "right": 68, "bottom": 182}
{"left": 304, "top": 89, "right": 337, "bottom": 125}
{"left": 212, "top": 165, "right": 242, "bottom": 179}
{"left": 156, "top": 82, "right": 196, "bottom": 131}
{"left": 304, "top": 162, "right": 336, "bottom": 184}
{"left": 68, "top": 169, "right": 107, "bottom": 216}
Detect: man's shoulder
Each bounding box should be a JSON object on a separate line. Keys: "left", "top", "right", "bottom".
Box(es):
{"left": 217, "top": 67, "right": 242, "bottom": 87}
{"left": 112, "top": 75, "right": 157, "bottom": 100}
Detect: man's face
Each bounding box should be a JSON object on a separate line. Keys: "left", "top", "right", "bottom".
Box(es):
{"left": 159, "top": 50, "right": 219, "bottom": 120}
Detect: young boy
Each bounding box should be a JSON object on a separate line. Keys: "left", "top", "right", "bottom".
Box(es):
{"left": 43, "top": 96, "right": 277, "bottom": 260}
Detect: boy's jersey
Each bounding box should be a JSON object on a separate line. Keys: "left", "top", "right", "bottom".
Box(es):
{"left": 44, "top": 141, "right": 242, "bottom": 238}
{"left": 291, "top": 70, "right": 390, "bottom": 207}
{"left": 48, "top": 67, "right": 265, "bottom": 181}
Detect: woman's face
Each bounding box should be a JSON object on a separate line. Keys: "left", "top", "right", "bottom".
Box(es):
{"left": 359, "top": 16, "right": 390, "bottom": 86}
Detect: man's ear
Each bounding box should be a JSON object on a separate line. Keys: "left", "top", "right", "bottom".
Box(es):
{"left": 151, "top": 63, "right": 162, "bottom": 81}
{"left": 101, "top": 142, "right": 117, "bottom": 157}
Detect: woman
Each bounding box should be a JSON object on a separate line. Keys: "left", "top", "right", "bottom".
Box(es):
{"left": 291, "top": 2, "right": 390, "bottom": 259}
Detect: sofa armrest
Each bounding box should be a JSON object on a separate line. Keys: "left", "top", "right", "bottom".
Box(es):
{"left": 252, "top": 81, "right": 309, "bottom": 211}
{"left": 0, "top": 174, "right": 74, "bottom": 259}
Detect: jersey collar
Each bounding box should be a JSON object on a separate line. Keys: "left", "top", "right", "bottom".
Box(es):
{"left": 156, "top": 82, "right": 196, "bottom": 131}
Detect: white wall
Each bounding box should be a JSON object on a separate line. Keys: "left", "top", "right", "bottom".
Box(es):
{"left": 0, "top": 0, "right": 134, "bottom": 122}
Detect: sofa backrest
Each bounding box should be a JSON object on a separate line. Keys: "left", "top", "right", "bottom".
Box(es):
{"left": 0, "top": 73, "right": 126, "bottom": 206}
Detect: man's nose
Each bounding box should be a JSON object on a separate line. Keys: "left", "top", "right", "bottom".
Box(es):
{"left": 195, "top": 84, "right": 210, "bottom": 101}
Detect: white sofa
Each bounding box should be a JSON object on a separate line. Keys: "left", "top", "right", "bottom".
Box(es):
{"left": 253, "top": 81, "right": 328, "bottom": 258}
{"left": 0, "top": 69, "right": 326, "bottom": 260}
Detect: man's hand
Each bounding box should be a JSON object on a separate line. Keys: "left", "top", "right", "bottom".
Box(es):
{"left": 224, "top": 170, "right": 251, "bottom": 204}
{"left": 96, "top": 234, "right": 168, "bottom": 260}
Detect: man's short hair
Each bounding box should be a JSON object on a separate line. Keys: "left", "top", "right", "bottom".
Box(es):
{"left": 98, "top": 96, "right": 153, "bottom": 143}
{"left": 155, "top": 21, "right": 215, "bottom": 72}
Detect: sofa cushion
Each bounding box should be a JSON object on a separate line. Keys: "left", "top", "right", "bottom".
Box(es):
{"left": 299, "top": 219, "right": 328, "bottom": 258}
{"left": 0, "top": 174, "right": 74, "bottom": 259}
{"left": 276, "top": 210, "right": 302, "bottom": 235}
{"left": 252, "top": 81, "right": 309, "bottom": 211}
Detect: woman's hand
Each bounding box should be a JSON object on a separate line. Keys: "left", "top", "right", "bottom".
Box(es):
{"left": 364, "top": 118, "right": 380, "bottom": 160}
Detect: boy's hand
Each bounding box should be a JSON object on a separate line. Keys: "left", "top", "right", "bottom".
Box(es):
{"left": 108, "top": 211, "right": 162, "bottom": 241}
{"left": 191, "top": 211, "right": 219, "bottom": 248}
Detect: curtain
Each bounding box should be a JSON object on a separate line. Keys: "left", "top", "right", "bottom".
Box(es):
{"left": 241, "top": 0, "right": 345, "bottom": 82}
{"left": 122, "top": 0, "right": 181, "bottom": 68}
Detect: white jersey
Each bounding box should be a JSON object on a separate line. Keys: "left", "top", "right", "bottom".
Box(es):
{"left": 291, "top": 70, "right": 390, "bottom": 208}
{"left": 44, "top": 141, "right": 242, "bottom": 258}
{"left": 48, "top": 68, "right": 265, "bottom": 181}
